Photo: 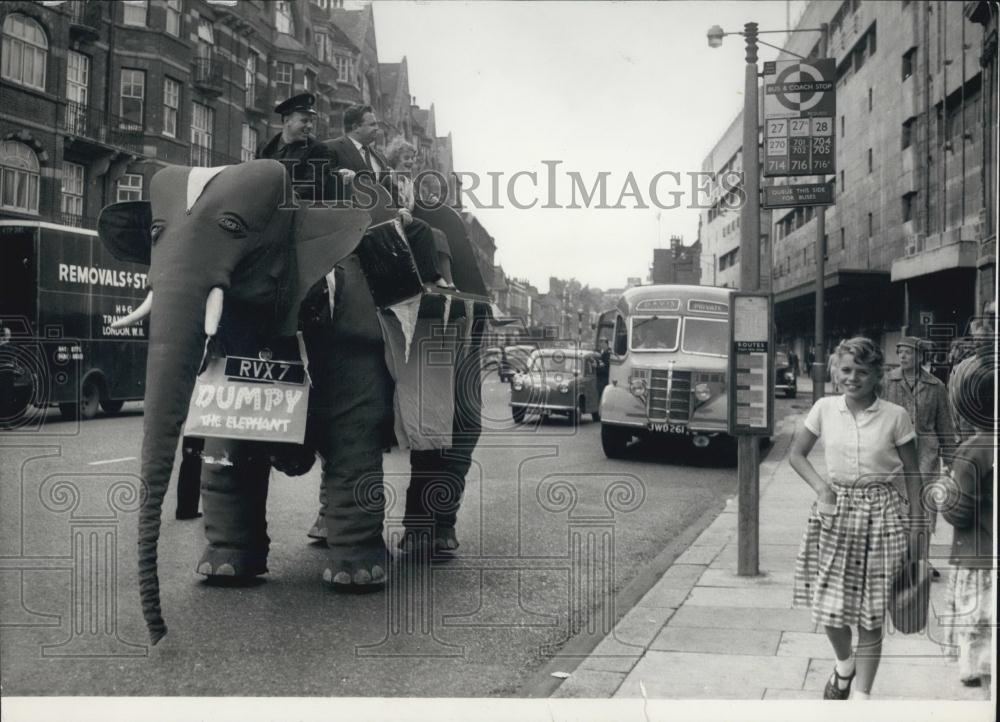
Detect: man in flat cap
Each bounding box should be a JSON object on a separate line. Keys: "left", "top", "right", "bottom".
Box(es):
{"left": 883, "top": 333, "right": 958, "bottom": 578}
{"left": 256, "top": 92, "right": 332, "bottom": 202}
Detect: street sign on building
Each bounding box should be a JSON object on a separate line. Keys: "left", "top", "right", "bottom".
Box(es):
{"left": 762, "top": 181, "right": 835, "bottom": 209}
{"left": 763, "top": 59, "right": 836, "bottom": 178}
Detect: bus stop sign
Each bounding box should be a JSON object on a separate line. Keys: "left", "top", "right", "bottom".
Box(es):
{"left": 763, "top": 58, "right": 836, "bottom": 177}
{"left": 728, "top": 294, "right": 774, "bottom": 436}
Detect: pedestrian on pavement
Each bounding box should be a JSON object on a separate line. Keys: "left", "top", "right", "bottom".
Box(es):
{"left": 790, "top": 337, "right": 924, "bottom": 701}
{"left": 883, "top": 335, "right": 957, "bottom": 581}
{"left": 787, "top": 347, "right": 800, "bottom": 378}
{"left": 941, "top": 349, "right": 994, "bottom": 693}
{"left": 805, "top": 346, "right": 815, "bottom": 378}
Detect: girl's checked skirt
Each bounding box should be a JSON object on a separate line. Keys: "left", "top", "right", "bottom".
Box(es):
{"left": 793, "top": 482, "right": 909, "bottom": 630}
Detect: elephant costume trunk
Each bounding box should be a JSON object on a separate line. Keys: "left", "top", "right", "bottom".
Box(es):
{"left": 138, "top": 287, "right": 215, "bottom": 643}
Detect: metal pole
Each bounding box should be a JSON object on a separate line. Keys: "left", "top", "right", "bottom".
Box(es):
{"left": 813, "top": 24, "right": 828, "bottom": 404}
{"left": 738, "top": 21, "right": 761, "bottom": 577}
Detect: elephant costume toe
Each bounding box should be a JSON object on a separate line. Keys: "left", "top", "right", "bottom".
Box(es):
{"left": 98, "top": 160, "right": 371, "bottom": 643}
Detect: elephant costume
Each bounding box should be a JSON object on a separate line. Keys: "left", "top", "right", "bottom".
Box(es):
{"left": 98, "top": 160, "right": 373, "bottom": 644}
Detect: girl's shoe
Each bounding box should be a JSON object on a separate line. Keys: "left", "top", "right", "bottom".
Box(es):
{"left": 823, "top": 667, "right": 856, "bottom": 700}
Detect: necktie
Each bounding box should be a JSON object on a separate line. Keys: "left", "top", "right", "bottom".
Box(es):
{"left": 362, "top": 145, "right": 373, "bottom": 171}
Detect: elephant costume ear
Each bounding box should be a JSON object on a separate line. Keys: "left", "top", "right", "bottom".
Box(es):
{"left": 98, "top": 201, "right": 153, "bottom": 265}
{"left": 274, "top": 205, "right": 371, "bottom": 337}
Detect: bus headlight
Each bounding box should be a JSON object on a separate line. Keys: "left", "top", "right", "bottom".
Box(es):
{"left": 784, "top": 372, "right": 794, "bottom": 382}
{"left": 694, "top": 383, "right": 712, "bottom": 401}
{"left": 512, "top": 377, "right": 523, "bottom": 391}
{"left": 558, "top": 383, "right": 570, "bottom": 394}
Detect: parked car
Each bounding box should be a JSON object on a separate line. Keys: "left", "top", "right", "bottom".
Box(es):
{"left": 775, "top": 351, "right": 797, "bottom": 398}
{"left": 509, "top": 348, "right": 601, "bottom": 423}
{"left": 499, "top": 344, "right": 536, "bottom": 382}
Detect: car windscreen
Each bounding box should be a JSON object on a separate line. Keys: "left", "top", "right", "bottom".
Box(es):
{"left": 631, "top": 317, "right": 679, "bottom": 351}
{"left": 681, "top": 317, "right": 728, "bottom": 356}
{"left": 530, "top": 354, "right": 581, "bottom": 374}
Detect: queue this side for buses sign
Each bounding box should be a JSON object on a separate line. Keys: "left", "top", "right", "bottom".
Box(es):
{"left": 728, "top": 294, "right": 774, "bottom": 436}
{"left": 763, "top": 58, "right": 836, "bottom": 177}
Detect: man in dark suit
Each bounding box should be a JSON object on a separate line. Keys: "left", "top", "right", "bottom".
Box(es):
{"left": 256, "top": 92, "right": 332, "bottom": 202}
{"left": 324, "top": 105, "right": 445, "bottom": 285}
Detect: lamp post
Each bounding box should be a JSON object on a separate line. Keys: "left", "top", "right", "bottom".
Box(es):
{"left": 708, "top": 20, "right": 825, "bottom": 577}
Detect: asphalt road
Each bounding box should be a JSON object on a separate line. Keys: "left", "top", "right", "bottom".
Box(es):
{"left": 0, "top": 375, "right": 805, "bottom": 697}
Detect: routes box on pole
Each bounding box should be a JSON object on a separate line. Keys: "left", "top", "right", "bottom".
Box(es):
{"left": 728, "top": 294, "right": 774, "bottom": 436}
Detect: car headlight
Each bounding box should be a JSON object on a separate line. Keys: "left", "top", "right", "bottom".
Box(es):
{"left": 512, "top": 378, "right": 523, "bottom": 391}
{"left": 694, "top": 382, "right": 711, "bottom": 401}
{"left": 558, "top": 383, "right": 570, "bottom": 393}
{"left": 784, "top": 371, "right": 794, "bottom": 382}
{"left": 629, "top": 377, "right": 647, "bottom": 398}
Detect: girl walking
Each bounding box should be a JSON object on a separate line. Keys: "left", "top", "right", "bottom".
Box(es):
{"left": 790, "top": 337, "right": 926, "bottom": 700}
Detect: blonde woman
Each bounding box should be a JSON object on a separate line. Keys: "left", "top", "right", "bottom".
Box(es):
{"left": 791, "top": 337, "right": 924, "bottom": 700}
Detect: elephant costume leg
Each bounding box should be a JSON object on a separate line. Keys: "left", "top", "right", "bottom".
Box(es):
{"left": 403, "top": 336, "right": 483, "bottom": 555}
{"left": 196, "top": 437, "right": 272, "bottom": 577}
{"left": 306, "top": 341, "right": 393, "bottom": 589}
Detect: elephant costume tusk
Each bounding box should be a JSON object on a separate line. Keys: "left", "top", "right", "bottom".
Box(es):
{"left": 204, "top": 287, "right": 224, "bottom": 336}
{"left": 112, "top": 291, "right": 153, "bottom": 329}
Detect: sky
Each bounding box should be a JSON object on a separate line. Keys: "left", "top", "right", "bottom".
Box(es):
{"left": 372, "top": 0, "right": 808, "bottom": 292}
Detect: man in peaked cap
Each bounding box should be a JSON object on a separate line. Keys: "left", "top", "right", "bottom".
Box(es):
{"left": 256, "top": 92, "right": 333, "bottom": 202}
{"left": 883, "top": 333, "right": 958, "bottom": 581}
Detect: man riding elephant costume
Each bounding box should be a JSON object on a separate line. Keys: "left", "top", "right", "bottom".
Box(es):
{"left": 99, "top": 159, "right": 386, "bottom": 643}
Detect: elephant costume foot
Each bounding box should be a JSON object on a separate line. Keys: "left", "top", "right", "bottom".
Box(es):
{"left": 322, "top": 540, "right": 388, "bottom": 593}
{"left": 306, "top": 514, "right": 327, "bottom": 542}
{"left": 196, "top": 546, "right": 268, "bottom": 580}
{"left": 397, "top": 526, "right": 460, "bottom": 563}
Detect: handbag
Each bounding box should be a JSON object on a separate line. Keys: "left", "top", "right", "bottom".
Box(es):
{"left": 889, "top": 552, "right": 931, "bottom": 634}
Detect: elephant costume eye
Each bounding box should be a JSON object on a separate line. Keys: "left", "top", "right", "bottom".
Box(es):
{"left": 218, "top": 216, "right": 248, "bottom": 236}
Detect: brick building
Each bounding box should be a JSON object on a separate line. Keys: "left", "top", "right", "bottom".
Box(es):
{"left": 651, "top": 237, "right": 702, "bottom": 285}
{"left": 698, "top": 0, "right": 997, "bottom": 361}
{"left": 0, "top": 0, "right": 461, "bottom": 231}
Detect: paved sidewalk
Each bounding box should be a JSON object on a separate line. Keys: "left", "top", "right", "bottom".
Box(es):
{"left": 551, "top": 393, "right": 991, "bottom": 701}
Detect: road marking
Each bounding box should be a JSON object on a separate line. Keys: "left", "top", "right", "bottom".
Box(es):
{"left": 87, "top": 457, "right": 136, "bottom": 466}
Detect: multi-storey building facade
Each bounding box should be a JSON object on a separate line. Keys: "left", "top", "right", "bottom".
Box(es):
{"left": 651, "top": 238, "right": 702, "bottom": 285}
{"left": 698, "top": 0, "right": 996, "bottom": 361}
{"left": 0, "top": 0, "right": 466, "bottom": 231}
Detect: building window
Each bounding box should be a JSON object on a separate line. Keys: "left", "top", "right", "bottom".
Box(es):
{"left": 245, "top": 52, "right": 257, "bottom": 105}
{"left": 902, "top": 192, "right": 917, "bottom": 222}
{"left": 867, "top": 148, "right": 873, "bottom": 173}
{"left": 275, "top": 61, "right": 293, "bottom": 99}
{"left": 117, "top": 173, "right": 143, "bottom": 202}
{"left": 823, "top": 233, "right": 829, "bottom": 259}
{"left": 165, "top": 0, "right": 182, "bottom": 36}
{"left": 65, "top": 50, "right": 89, "bottom": 133}
{"left": 60, "top": 161, "right": 85, "bottom": 220}
{"left": 840, "top": 228, "right": 845, "bottom": 249}
{"left": 902, "top": 47, "right": 917, "bottom": 81}
{"left": 336, "top": 55, "right": 355, "bottom": 86}
{"left": 0, "top": 141, "right": 40, "bottom": 214}
{"left": 867, "top": 212, "right": 873, "bottom": 237}
{"left": 123, "top": 0, "right": 148, "bottom": 27}
{"left": 304, "top": 69, "right": 315, "bottom": 93}
{"left": 839, "top": 170, "right": 845, "bottom": 193}
{"left": 902, "top": 117, "right": 915, "bottom": 149}
{"left": 1, "top": 13, "right": 48, "bottom": 91}
{"left": 275, "top": 1, "right": 294, "bottom": 35}
{"left": 868, "top": 87, "right": 873, "bottom": 111}
{"left": 241, "top": 123, "right": 258, "bottom": 162}
{"left": 190, "top": 101, "right": 214, "bottom": 167}
{"left": 119, "top": 69, "right": 145, "bottom": 130}
{"left": 197, "top": 16, "right": 214, "bottom": 44}
{"left": 163, "top": 77, "right": 180, "bottom": 137}
{"left": 840, "top": 115, "right": 845, "bottom": 138}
